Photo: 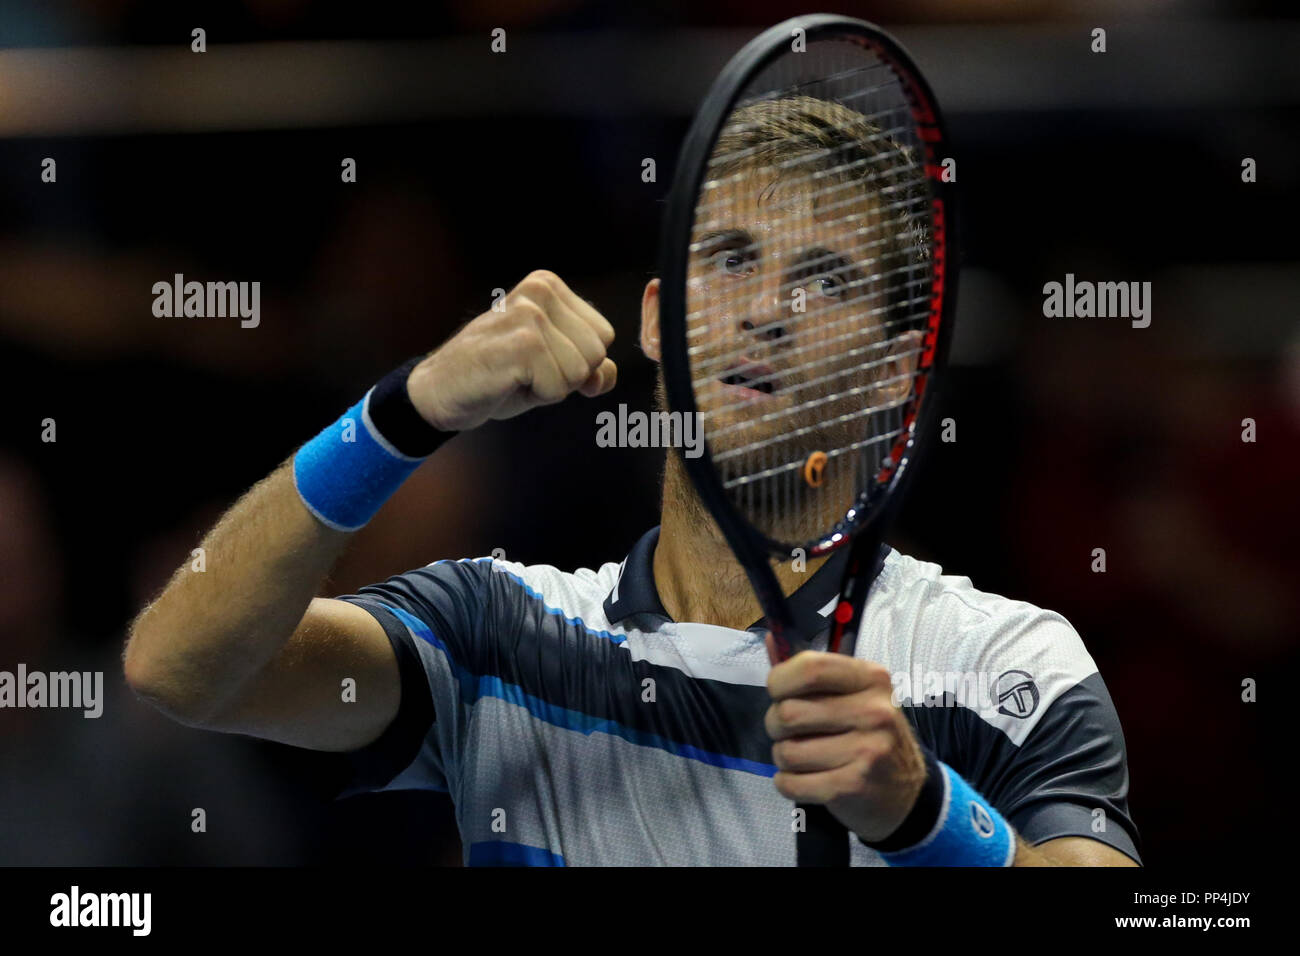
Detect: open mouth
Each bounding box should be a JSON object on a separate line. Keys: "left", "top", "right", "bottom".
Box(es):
{"left": 718, "top": 361, "right": 780, "bottom": 399}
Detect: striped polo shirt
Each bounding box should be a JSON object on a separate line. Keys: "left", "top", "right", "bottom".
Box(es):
{"left": 335, "top": 526, "right": 1141, "bottom": 866}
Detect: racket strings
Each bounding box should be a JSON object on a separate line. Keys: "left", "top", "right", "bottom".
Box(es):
{"left": 703, "top": 345, "right": 923, "bottom": 444}
{"left": 695, "top": 306, "right": 925, "bottom": 422}
{"left": 696, "top": 326, "right": 923, "bottom": 422}
{"left": 711, "top": 377, "right": 913, "bottom": 464}
{"left": 744, "top": 59, "right": 900, "bottom": 105}
{"left": 682, "top": 215, "right": 931, "bottom": 341}
{"left": 685, "top": 41, "right": 932, "bottom": 545}
{"left": 690, "top": 273, "right": 930, "bottom": 439}
{"left": 685, "top": 212, "right": 930, "bottom": 389}
{"left": 692, "top": 139, "right": 930, "bottom": 269}
{"left": 685, "top": 269, "right": 929, "bottom": 370}
{"left": 727, "top": 427, "right": 902, "bottom": 486}
{"left": 697, "top": 117, "right": 928, "bottom": 201}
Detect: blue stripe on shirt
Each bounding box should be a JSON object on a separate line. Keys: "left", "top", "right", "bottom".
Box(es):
{"left": 376, "top": 602, "right": 776, "bottom": 779}
{"left": 467, "top": 841, "right": 567, "bottom": 867}
{"left": 432, "top": 558, "right": 629, "bottom": 645}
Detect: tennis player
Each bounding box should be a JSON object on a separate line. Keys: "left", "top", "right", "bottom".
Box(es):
{"left": 124, "top": 102, "right": 1140, "bottom": 867}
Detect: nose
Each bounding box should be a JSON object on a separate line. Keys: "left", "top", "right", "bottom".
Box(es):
{"left": 738, "top": 268, "right": 786, "bottom": 341}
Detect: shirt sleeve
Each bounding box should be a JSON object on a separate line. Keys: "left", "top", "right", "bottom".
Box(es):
{"left": 906, "top": 613, "right": 1143, "bottom": 864}
{"left": 969, "top": 671, "right": 1141, "bottom": 862}
{"left": 329, "top": 558, "right": 492, "bottom": 799}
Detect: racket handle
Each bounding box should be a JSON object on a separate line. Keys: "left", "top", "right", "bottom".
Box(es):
{"left": 769, "top": 630, "right": 850, "bottom": 864}
{"left": 797, "top": 803, "right": 850, "bottom": 866}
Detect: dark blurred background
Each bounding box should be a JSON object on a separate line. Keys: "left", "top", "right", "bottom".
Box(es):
{"left": 1, "top": 0, "right": 1295, "bottom": 867}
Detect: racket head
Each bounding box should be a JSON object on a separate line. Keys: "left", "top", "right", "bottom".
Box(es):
{"left": 659, "top": 15, "right": 958, "bottom": 565}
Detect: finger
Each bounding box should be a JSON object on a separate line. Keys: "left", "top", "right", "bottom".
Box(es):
{"left": 767, "top": 687, "right": 899, "bottom": 740}
{"left": 526, "top": 312, "right": 591, "bottom": 403}
{"left": 771, "top": 730, "right": 862, "bottom": 774}
{"left": 772, "top": 763, "right": 860, "bottom": 806}
{"left": 577, "top": 357, "right": 618, "bottom": 397}
{"left": 547, "top": 298, "right": 610, "bottom": 372}
{"left": 524, "top": 348, "right": 569, "bottom": 406}
{"left": 548, "top": 274, "right": 616, "bottom": 347}
{"left": 765, "top": 694, "right": 857, "bottom": 740}
{"left": 506, "top": 273, "right": 600, "bottom": 371}
{"left": 512, "top": 270, "right": 615, "bottom": 350}
{"left": 768, "top": 652, "right": 885, "bottom": 700}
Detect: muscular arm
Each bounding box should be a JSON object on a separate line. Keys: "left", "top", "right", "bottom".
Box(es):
{"left": 124, "top": 270, "right": 615, "bottom": 753}
{"left": 123, "top": 458, "right": 401, "bottom": 751}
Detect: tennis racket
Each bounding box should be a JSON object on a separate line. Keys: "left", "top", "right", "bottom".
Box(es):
{"left": 657, "top": 14, "right": 958, "bottom": 866}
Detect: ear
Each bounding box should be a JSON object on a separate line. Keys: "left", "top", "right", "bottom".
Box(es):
{"left": 640, "top": 278, "right": 662, "bottom": 362}
{"left": 879, "top": 329, "right": 925, "bottom": 403}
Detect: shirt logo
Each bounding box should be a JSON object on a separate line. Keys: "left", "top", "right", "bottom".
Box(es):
{"left": 995, "top": 669, "right": 1039, "bottom": 719}
{"left": 970, "top": 801, "right": 996, "bottom": 839}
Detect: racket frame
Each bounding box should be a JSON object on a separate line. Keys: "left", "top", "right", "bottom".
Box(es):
{"left": 657, "top": 14, "right": 960, "bottom": 866}
{"left": 658, "top": 13, "right": 958, "bottom": 658}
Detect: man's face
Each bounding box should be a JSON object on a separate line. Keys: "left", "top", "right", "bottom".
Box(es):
{"left": 684, "top": 163, "right": 914, "bottom": 539}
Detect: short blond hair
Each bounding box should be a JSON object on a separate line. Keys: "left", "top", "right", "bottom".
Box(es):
{"left": 707, "top": 95, "right": 930, "bottom": 310}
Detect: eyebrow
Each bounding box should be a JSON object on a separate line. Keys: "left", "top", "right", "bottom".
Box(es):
{"left": 692, "top": 228, "right": 753, "bottom": 256}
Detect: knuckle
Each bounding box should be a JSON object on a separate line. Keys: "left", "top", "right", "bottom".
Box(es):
{"left": 514, "top": 281, "right": 548, "bottom": 307}
{"left": 763, "top": 704, "right": 782, "bottom": 737}
{"left": 511, "top": 296, "right": 546, "bottom": 323}
{"left": 533, "top": 377, "right": 567, "bottom": 402}
{"left": 771, "top": 741, "right": 789, "bottom": 768}
{"left": 803, "top": 653, "right": 830, "bottom": 683}
{"left": 861, "top": 661, "right": 891, "bottom": 685}
{"left": 509, "top": 324, "right": 543, "bottom": 352}
{"left": 775, "top": 699, "right": 801, "bottom": 726}
{"left": 860, "top": 701, "right": 894, "bottom": 727}
{"left": 519, "top": 271, "right": 559, "bottom": 300}
{"left": 856, "top": 741, "right": 881, "bottom": 766}
{"left": 561, "top": 351, "right": 589, "bottom": 379}
{"left": 506, "top": 327, "right": 543, "bottom": 361}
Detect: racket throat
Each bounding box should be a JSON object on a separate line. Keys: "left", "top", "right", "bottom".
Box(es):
{"left": 828, "top": 539, "right": 891, "bottom": 655}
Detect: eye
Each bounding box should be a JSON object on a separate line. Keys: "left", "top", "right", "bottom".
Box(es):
{"left": 713, "top": 247, "right": 753, "bottom": 276}
{"left": 815, "top": 274, "right": 845, "bottom": 297}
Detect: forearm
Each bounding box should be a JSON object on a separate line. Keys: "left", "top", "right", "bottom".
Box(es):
{"left": 124, "top": 457, "right": 352, "bottom": 724}
{"left": 125, "top": 272, "right": 616, "bottom": 729}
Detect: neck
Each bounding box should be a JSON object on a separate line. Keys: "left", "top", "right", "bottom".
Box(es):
{"left": 653, "top": 451, "right": 829, "bottom": 630}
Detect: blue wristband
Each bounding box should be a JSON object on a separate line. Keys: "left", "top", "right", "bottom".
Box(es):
{"left": 877, "top": 760, "right": 1016, "bottom": 867}
{"left": 293, "top": 385, "right": 432, "bottom": 532}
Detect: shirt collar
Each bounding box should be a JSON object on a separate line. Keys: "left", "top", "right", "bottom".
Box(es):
{"left": 602, "top": 526, "right": 670, "bottom": 627}
{"left": 603, "top": 525, "right": 888, "bottom": 636}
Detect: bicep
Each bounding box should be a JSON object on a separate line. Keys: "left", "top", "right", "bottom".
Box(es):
{"left": 204, "top": 597, "right": 401, "bottom": 752}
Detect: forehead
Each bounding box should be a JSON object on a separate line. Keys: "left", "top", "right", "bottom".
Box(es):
{"left": 692, "top": 164, "right": 882, "bottom": 253}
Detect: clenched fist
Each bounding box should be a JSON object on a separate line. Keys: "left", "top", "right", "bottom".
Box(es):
{"left": 764, "top": 635, "right": 928, "bottom": 844}
{"left": 407, "top": 270, "right": 617, "bottom": 432}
